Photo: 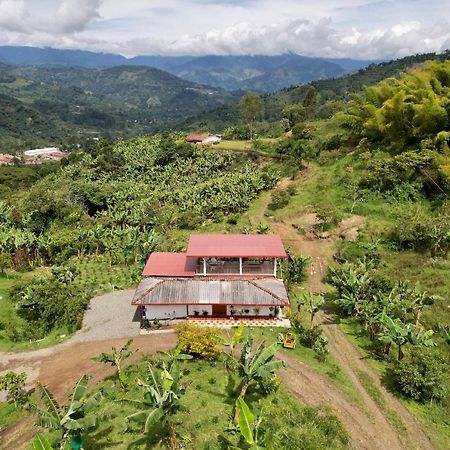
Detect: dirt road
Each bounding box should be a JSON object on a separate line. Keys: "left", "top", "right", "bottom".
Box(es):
{"left": 250, "top": 172, "right": 434, "bottom": 449}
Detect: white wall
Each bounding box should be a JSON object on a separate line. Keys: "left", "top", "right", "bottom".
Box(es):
{"left": 187, "top": 304, "right": 213, "bottom": 316}
{"left": 144, "top": 305, "right": 187, "bottom": 320}
{"left": 226, "top": 306, "right": 278, "bottom": 316}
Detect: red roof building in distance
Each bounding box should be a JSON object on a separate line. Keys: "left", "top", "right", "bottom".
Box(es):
{"left": 186, "top": 234, "right": 288, "bottom": 258}
{"left": 142, "top": 252, "right": 196, "bottom": 277}
{"left": 185, "top": 133, "right": 209, "bottom": 143}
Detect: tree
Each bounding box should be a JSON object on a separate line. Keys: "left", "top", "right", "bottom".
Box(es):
{"left": 0, "top": 371, "right": 28, "bottom": 407}
{"left": 302, "top": 86, "right": 318, "bottom": 119}
{"left": 33, "top": 374, "right": 102, "bottom": 450}
{"left": 233, "top": 336, "right": 285, "bottom": 423}
{"left": 92, "top": 339, "right": 136, "bottom": 389}
{"left": 390, "top": 347, "right": 450, "bottom": 401}
{"left": 299, "top": 293, "right": 325, "bottom": 328}
{"left": 124, "top": 362, "right": 184, "bottom": 450}
{"left": 240, "top": 94, "right": 263, "bottom": 141}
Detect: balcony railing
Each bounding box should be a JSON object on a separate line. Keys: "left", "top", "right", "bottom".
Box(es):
{"left": 195, "top": 258, "right": 275, "bottom": 276}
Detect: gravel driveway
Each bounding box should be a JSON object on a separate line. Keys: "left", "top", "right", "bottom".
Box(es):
{"left": 0, "top": 289, "right": 142, "bottom": 387}
{"left": 70, "top": 288, "right": 141, "bottom": 343}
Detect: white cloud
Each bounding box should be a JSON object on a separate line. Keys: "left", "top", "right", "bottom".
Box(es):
{"left": 0, "top": 0, "right": 449, "bottom": 59}
{"left": 0, "top": 0, "right": 102, "bottom": 35}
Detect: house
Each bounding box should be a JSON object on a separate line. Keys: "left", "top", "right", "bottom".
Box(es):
{"left": 132, "top": 234, "right": 290, "bottom": 321}
{"left": 0, "top": 154, "right": 15, "bottom": 166}
{"left": 185, "top": 133, "right": 222, "bottom": 145}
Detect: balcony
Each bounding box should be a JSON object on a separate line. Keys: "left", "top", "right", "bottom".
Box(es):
{"left": 195, "top": 258, "right": 276, "bottom": 276}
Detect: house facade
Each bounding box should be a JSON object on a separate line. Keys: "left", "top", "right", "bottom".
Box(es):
{"left": 132, "top": 234, "right": 290, "bottom": 320}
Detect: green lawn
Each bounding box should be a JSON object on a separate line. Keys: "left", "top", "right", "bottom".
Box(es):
{"left": 38, "top": 355, "right": 349, "bottom": 450}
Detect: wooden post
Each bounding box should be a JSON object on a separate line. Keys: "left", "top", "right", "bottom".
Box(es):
{"left": 203, "top": 258, "right": 207, "bottom": 276}
{"left": 274, "top": 258, "right": 277, "bottom": 277}
{"left": 239, "top": 257, "right": 243, "bottom": 275}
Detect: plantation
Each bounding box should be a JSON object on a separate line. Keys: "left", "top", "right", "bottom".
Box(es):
{"left": 1, "top": 53, "right": 450, "bottom": 450}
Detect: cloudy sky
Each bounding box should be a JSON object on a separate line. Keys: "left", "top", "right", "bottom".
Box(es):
{"left": 0, "top": 0, "right": 449, "bottom": 59}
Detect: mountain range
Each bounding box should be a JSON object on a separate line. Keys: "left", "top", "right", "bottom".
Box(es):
{"left": 0, "top": 63, "right": 239, "bottom": 151}
{"left": 0, "top": 46, "right": 374, "bottom": 93}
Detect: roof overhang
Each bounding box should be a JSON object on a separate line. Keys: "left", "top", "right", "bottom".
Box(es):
{"left": 132, "top": 277, "right": 289, "bottom": 307}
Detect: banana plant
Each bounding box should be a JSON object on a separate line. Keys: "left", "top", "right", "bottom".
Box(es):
{"left": 34, "top": 374, "right": 102, "bottom": 450}
{"left": 234, "top": 336, "right": 285, "bottom": 424}
{"left": 92, "top": 339, "right": 136, "bottom": 389}
{"left": 124, "top": 362, "right": 184, "bottom": 450}
{"left": 378, "top": 315, "right": 410, "bottom": 359}
{"left": 408, "top": 326, "right": 435, "bottom": 347}
{"left": 213, "top": 323, "right": 246, "bottom": 360}
{"left": 32, "top": 434, "right": 70, "bottom": 450}
{"left": 157, "top": 344, "right": 194, "bottom": 365}
{"left": 232, "top": 398, "right": 266, "bottom": 450}
{"left": 298, "top": 292, "right": 325, "bottom": 328}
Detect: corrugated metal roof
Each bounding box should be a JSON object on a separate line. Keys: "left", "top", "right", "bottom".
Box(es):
{"left": 132, "top": 277, "right": 289, "bottom": 306}
{"left": 186, "top": 234, "right": 288, "bottom": 258}
{"left": 142, "top": 252, "right": 197, "bottom": 277}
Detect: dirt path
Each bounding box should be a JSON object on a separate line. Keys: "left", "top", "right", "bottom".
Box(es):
{"left": 248, "top": 170, "right": 434, "bottom": 449}
{"left": 279, "top": 353, "right": 401, "bottom": 450}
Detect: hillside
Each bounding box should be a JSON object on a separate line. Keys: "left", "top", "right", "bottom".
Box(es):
{"left": 184, "top": 50, "right": 450, "bottom": 132}
{"left": 0, "top": 46, "right": 374, "bottom": 93}
{"left": 0, "top": 64, "right": 238, "bottom": 151}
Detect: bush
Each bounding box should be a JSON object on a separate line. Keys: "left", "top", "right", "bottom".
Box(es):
{"left": 293, "top": 322, "right": 324, "bottom": 348}
{"left": 267, "top": 189, "right": 291, "bottom": 211}
{"left": 389, "top": 347, "right": 450, "bottom": 402}
{"left": 0, "top": 371, "right": 28, "bottom": 407}
{"left": 174, "top": 323, "right": 220, "bottom": 359}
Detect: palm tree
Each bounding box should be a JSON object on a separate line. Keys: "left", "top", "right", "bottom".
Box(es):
{"left": 233, "top": 336, "right": 285, "bottom": 424}
{"left": 34, "top": 374, "right": 102, "bottom": 450}
{"left": 92, "top": 339, "right": 136, "bottom": 390}
{"left": 299, "top": 293, "right": 324, "bottom": 328}
{"left": 124, "top": 362, "right": 184, "bottom": 450}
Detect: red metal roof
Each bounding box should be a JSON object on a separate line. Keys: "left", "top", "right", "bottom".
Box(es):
{"left": 142, "top": 253, "right": 197, "bottom": 277}
{"left": 185, "top": 133, "right": 209, "bottom": 142}
{"left": 186, "top": 234, "right": 287, "bottom": 258}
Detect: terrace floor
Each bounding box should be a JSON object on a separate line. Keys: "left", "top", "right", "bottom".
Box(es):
{"left": 187, "top": 316, "right": 291, "bottom": 329}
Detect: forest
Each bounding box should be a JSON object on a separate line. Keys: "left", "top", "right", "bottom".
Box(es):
{"left": 0, "top": 54, "right": 449, "bottom": 449}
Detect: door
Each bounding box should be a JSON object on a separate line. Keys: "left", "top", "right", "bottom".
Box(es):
{"left": 212, "top": 304, "right": 227, "bottom": 316}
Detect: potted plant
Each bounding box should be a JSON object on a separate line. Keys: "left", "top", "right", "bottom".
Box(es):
{"left": 253, "top": 307, "right": 260, "bottom": 316}
{"left": 244, "top": 309, "right": 250, "bottom": 314}
{"left": 202, "top": 310, "right": 209, "bottom": 316}
{"left": 193, "top": 310, "right": 200, "bottom": 316}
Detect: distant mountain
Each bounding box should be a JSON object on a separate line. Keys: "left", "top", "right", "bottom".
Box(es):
{"left": 182, "top": 50, "right": 450, "bottom": 131}
{"left": 0, "top": 46, "right": 374, "bottom": 93}
{"left": 0, "top": 64, "right": 239, "bottom": 151}
{"left": 0, "top": 46, "right": 125, "bottom": 68}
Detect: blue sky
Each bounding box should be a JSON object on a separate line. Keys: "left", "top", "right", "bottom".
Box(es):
{"left": 0, "top": 0, "right": 449, "bottom": 59}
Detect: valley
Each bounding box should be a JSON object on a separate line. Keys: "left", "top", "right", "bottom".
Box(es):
{"left": 0, "top": 41, "right": 449, "bottom": 450}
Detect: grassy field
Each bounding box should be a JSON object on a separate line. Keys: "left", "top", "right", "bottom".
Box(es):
{"left": 38, "top": 355, "right": 349, "bottom": 450}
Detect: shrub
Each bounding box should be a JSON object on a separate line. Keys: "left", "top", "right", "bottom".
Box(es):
{"left": 293, "top": 322, "right": 324, "bottom": 348}
{"left": 174, "top": 323, "right": 220, "bottom": 359}
{"left": 267, "top": 189, "right": 291, "bottom": 211}
{"left": 0, "top": 371, "right": 28, "bottom": 407}
{"left": 313, "top": 336, "right": 330, "bottom": 362}
{"left": 389, "top": 347, "right": 450, "bottom": 402}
